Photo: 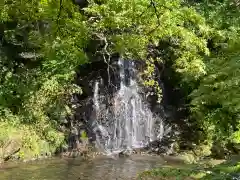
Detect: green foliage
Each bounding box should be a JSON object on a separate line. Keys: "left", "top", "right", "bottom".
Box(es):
{"left": 80, "top": 130, "right": 88, "bottom": 140}
{"left": 191, "top": 43, "right": 240, "bottom": 146}
{"left": 142, "top": 58, "right": 163, "bottom": 102}
{"left": 194, "top": 0, "right": 240, "bottom": 30}
{"left": 0, "top": 0, "right": 88, "bottom": 160}
{"left": 0, "top": 120, "right": 63, "bottom": 161}
{"left": 85, "top": 0, "right": 210, "bottom": 80}
{"left": 190, "top": 1, "right": 240, "bottom": 149}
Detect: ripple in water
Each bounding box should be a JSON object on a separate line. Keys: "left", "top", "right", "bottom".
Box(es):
{"left": 0, "top": 156, "right": 165, "bottom": 180}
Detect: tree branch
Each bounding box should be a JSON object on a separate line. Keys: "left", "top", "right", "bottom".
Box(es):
{"left": 150, "top": 0, "right": 161, "bottom": 25}
{"left": 145, "top": 1, "right": 172, "bottom": 35}
{"left": 56, "top": 0, "right": 63, "bottom": 35}
{"left": 93, "top": 33, "right": 116, "bottom": 87}
{"left": 57, "top": 0, "right": 63, "bottom": 22}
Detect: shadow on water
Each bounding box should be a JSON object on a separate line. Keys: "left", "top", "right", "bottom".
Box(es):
{"left": 0, "top": 155, "right": 168, "bottom": 180}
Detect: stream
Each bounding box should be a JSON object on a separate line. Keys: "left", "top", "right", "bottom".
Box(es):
{"left": 0, "top": 155, "right": 171, "bottom": 180}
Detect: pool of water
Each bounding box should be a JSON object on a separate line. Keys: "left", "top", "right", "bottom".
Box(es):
{"left": 0, "top": 155, "right": 167, "bottom": 180}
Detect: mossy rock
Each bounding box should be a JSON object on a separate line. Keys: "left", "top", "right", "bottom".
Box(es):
{"left": 138, "top": 157, "right": 240, "bottom": 180}
{"left": 138, "top": 168, "right": 200, "bottom": 180}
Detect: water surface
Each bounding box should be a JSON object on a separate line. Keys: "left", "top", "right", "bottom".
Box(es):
{"left": 0, "top": 155, "right": 166, "bottom": 180}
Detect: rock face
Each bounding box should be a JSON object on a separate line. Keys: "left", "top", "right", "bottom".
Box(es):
{"left": 63, "top": 54, "right": 183, "bottom": 155}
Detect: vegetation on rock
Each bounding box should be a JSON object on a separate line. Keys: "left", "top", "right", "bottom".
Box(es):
{"left": 138, "top": 157, "right": 240, "bottom": 179}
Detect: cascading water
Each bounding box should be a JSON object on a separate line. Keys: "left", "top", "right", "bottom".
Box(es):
{"left": 92, "top": 59, "right": 166, "bottom": 154}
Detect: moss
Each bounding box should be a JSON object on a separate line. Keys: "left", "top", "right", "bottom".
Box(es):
{"left": 138, "top": 168, "right": 198, "bottom": 180}
{"left": 193, "top": 144, "right": 212, "bottom": 157}
{"left": 138, "top": 158, "right": 240, "bottom": 180}
{"left": 0, "top": 122, "right": 64, "bottom": 162}
{"left": 179, "top": 152, "right": 198, "bottom": 164}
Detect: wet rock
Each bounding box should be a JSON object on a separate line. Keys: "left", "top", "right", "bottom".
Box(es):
{"left": 231, "top": 173, "right": 240, "bottom": 180}
{"left": 119, "top": 149, "right": 132, "bottom": 157}
{"left": 4, "top": 148, "right": 20, "bottom": 162}
{"left": 133, "top": 148, "right": 141, "bottom": 154}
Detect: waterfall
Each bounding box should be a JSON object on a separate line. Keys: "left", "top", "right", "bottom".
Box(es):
{"left": 92, "top": 59, "right": 165, "bottom": 154}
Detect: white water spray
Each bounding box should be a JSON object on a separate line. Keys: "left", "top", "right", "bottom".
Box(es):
{"left": 92, "top": 59, "right": 166, "bottom": 154}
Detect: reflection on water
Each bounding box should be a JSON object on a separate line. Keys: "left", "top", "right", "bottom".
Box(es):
{"left": 0, "top": 155, "right": 165, "bottom": 180}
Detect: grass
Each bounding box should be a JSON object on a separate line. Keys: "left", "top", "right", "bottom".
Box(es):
{"left": 137, "top": 157, "right": 240, "bottom": 180}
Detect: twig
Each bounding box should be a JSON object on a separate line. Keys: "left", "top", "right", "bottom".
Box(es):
{"left": 139, "top": 3, "right": 152, "bottom": 18}
{"left": 56, "top": 0, "right": 63, "bottom": 35}
{"left": 93, "top": 33, "right": 114, "bottom": 86}
{"left": 145, "top": 1, "right": 175, "bottom": 36}
{"left": 150, "top": 0, "right": 160, "bottom": 25}
{"left": 4, "top": 148, "right": 20, "bottom": 162}
{"left": 57, "top": 0, "right": 63, "bottom": 22}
